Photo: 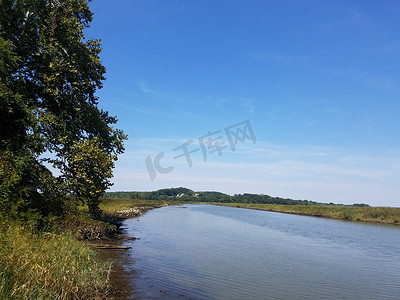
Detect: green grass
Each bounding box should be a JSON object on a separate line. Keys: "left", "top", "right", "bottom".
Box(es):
{"left": 213, "top": 203, "right": 400, "bottom": 225}
{"left": 0, "top": 222, "right": 111, "bottom": 299}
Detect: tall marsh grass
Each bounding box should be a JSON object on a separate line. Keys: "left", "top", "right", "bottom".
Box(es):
{"left": 0, "top": 223, "right": 111, "bottom": 299}
{"left": 216, "top": 203, "right": 400, "bottom": 224}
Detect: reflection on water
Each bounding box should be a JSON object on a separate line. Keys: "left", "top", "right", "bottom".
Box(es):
{"left": 123, "top": 204, "right": 400, "bottom": 299}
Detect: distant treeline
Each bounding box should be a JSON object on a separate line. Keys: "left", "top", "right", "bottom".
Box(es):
{"left": 102, "top": 187, "right": 369, "bottom": 207}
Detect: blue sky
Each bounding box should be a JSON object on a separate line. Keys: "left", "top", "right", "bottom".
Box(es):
{"left": 86, "top": 0, "right": 400, "bottom": 206}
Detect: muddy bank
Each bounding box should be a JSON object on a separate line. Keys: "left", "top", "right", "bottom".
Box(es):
{"left": 94, "top": 221, "right": 136, "bottom": 299}
{"left": 93, "top": 205, "right": 165, "bottom": 299}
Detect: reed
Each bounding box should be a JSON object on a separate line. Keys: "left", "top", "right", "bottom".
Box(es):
{"left": 215, "top": 203, "right": 400, "bottom": 225}
{"left": 0, "top": 223, "right": 111, "bottom": 299}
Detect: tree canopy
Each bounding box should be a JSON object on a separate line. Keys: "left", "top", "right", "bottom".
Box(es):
{"left": 0, "top": 0, "right": 126, "bottom": 219}
{"left": 103, "top": 188, "right": 370, "bottom": 207}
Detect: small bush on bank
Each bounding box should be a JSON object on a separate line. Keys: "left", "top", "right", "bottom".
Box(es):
{"left": 56, "top": 215, "right": 117, "bottom": 241}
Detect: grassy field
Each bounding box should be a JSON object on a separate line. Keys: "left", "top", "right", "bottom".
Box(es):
{"left": 213, "top": 203, "right": 400, "bottom": 225}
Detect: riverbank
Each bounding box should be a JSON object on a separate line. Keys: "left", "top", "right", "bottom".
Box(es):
{"left": 95, "top": 199, "right": 184, "bottom": 299}
{"left": 213, "top": 203, "right": 400, "bottom": 225}
{"left": 0, "top": 200, "right": 175, "bottom": 299}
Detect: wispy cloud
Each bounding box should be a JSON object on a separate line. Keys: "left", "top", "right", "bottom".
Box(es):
{"left": 138, "top": 81, "right": 169, "bottom": 98}
{"left": 251, "top": 51, "right": 399, "bottom": 93}
{"left": 250, "top": 52, "right": 310, "bottom": 64}
{"left": 103, "top": 98, "right": 154, "bottom": 115}
{"left": 215, "top": 97, "right": 256, "bottom": 115}
{"left": 315, "top": 66, "right": 399, "bottom": 93}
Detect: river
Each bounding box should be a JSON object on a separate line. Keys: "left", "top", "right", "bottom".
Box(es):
{"left": 122, "top": 204, "right": 400, "bottom": 299}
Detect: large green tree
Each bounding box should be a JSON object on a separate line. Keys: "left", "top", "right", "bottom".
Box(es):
{"left": 0, "top": 0, "right": 126, "bottom": 218}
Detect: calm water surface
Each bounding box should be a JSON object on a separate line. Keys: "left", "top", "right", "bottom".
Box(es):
{"left": 122, "top": 204, "right": 400, "bottom": 299}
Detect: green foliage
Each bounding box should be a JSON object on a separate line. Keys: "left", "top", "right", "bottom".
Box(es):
{"left": 0, "top": 1, "right": 125, "bottom": 297}
{"left": 68, "top": 138, "right": 116, "bottom": 218}
{"left": 0, "top": 0, "right": 126, "bottom": 218}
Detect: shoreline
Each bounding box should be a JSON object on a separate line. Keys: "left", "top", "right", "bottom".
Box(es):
{"left": 212, "top": 203, "right": 400, "bottom": 225}
{"left": 94, "top": 218, "right": 136, "bottom": 300}
{"left": 94, "top": 205, "right": 166, "bottom": 299}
